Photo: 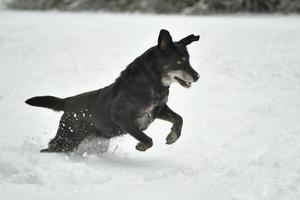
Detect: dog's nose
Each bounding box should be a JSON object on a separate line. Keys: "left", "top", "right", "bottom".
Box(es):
{"left": 193, "top": 73, "right": 200, "bottom": 82}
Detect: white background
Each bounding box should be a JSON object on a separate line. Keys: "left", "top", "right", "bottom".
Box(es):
{"left": 0, "top": 11, "right": 299, "bottom": 200}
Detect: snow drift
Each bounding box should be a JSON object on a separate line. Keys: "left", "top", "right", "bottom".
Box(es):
{"left": 0, "top": 11, "right": 299, "bottom": 200}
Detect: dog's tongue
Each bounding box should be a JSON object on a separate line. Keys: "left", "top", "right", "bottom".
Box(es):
{"left": 174, "top": 77, "right": 191, "bottom": 88}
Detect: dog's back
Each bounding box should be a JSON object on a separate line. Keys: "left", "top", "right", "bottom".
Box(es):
{"left": 26, "top": 29, "right": 200, "bottom": 152}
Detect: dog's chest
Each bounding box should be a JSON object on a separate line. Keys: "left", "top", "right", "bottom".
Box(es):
{"left": 135, "top": 112, "right": 154, "bottom": 130}
{"left": 135, "top": 89, "right": 168, "bottom": 130}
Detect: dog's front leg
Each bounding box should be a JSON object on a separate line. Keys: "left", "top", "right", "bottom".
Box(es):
{"left": 157, "top": 105, "right": 183, "bottom": 144}
{"left": 112, "top": 110, "right": 153, "bottom": 151}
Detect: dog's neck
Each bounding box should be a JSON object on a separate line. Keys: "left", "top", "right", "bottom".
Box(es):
{"left": 112, "top": 47, "right": 170, "bottom": 99}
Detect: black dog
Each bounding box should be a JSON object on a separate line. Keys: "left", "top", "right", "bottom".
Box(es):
{"left": 26, "top": 29, "right": 200, "bottom": 153}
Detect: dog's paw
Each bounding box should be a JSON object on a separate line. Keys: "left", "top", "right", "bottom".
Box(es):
{"left": 135, "top": 142, "right": 152, "bottom": 151}
{"left": 166, "top": 130, "right": 180, "bottom": 144}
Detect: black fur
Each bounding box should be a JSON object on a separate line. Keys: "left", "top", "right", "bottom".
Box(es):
{"left": 26, "top": 29, "right": 200, "bottom": 153}
{"left": 25, "top": 96, "right": 65, "bottom": 111}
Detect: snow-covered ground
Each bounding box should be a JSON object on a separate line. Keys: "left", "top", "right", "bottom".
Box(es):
{"left": 0, "top": 11, "right": 300, "bottom": 200}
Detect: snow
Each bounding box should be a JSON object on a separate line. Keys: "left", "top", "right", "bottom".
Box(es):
{"left": 0, "top": 11, "right": 300, "bottom": 200}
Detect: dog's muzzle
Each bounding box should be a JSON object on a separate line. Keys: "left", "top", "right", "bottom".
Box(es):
{"left": 162, "top": 68, "right": 200, "bottom": 88}
{"left": 175, "top": 69, "right": 200, "bottom": 88}
{"left": 174, "top": 76, "right": 193, "bottom": 88}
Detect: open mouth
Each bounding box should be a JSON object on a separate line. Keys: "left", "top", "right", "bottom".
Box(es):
{"left": 174, "top": 76, "right": 192, "bottom": 88}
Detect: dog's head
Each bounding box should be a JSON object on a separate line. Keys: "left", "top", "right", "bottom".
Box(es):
{"left": 156, "top": 29, "right": 200, "bottom": 88}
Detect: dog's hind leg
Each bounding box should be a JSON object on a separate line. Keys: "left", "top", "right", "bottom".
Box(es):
{"left": 41, "top": 129, "right": 85, "bottom": 153}
{"left": 41, "top": 114, "right": 90, "bottom": 153}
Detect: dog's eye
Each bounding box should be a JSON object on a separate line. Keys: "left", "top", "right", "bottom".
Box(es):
{"left": 176, "top": 60, "right": 182, "bottom": 64}
{"left": 182, "top": 57, "right": 186, "bottom": 61}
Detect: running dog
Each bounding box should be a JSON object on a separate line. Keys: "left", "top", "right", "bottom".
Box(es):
{"left": 25, "top": 29, "right": 200, "bottom": 152}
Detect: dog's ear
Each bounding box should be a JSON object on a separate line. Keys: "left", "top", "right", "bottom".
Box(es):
{"left": 158, "top": 29, "right": 173, "bottom": 50}
{"left": 179, "top": 34, "right": 200, "bottom": 46}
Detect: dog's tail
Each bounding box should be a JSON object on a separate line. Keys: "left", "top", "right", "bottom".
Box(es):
{"left": 25, "top": 96, "right": 65, "bottom": 111}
